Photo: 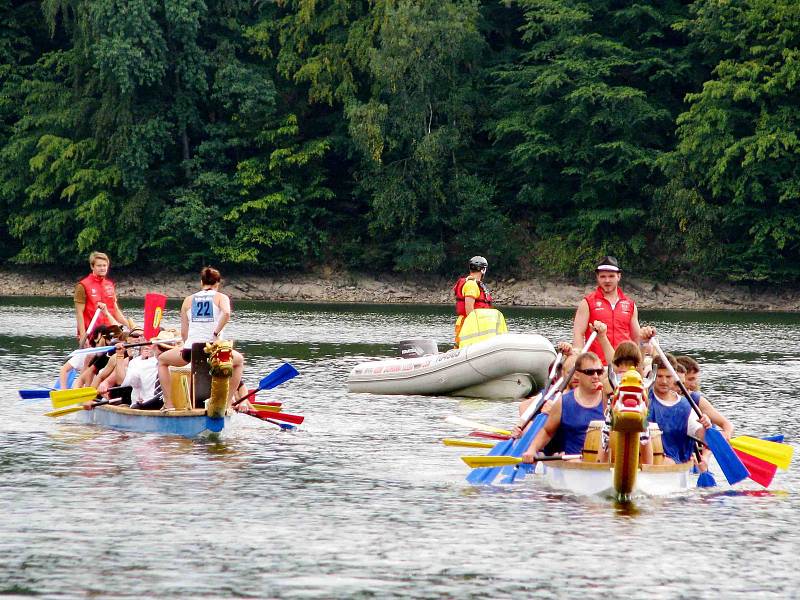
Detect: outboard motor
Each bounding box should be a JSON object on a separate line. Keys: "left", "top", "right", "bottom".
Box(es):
{"left": 398, "top": 339, "right": 439, "bottom": 359}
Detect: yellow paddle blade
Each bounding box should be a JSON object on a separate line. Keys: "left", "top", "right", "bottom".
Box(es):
{"left": 442, "top": 438, "right": 496, "bottom": 449}
{"left": 731, "top": 436, "right": 793, "bottom": 470}
{"left": 50, "top": 388, "right": 98, "bottom": 408}
{"left": 45, "top": 405, "right": 87, "bottom": 418}
{"left": 461, "top": 455, "right": 522, "bottom": 468}
{"left": 444, "top": 416, "right": 512, "bottom": 437}
{"left": 250, "top": 403, "right": 281, "bottom": 413}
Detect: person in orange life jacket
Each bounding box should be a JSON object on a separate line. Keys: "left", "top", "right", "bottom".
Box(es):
{"left": 572, "top": 256, "right": 641, "bottom": 365}
{"left": 157, "top": 267, "right": 244, "bottom": 411}
{"left": 452, "top": 255, "right": 493, "bottom": 347}
{"left": 74, "top": 251, "right": 134, "bottom": 346}
{"left": 648, "top": 353, "right": 712, "bottom": 465}
{"left": 520, "top": 351, "right": 607, "bottom": 462}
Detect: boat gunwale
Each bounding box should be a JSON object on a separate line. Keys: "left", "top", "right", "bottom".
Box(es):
{"left": 546, "top": 460, "right": 692, "bottom": 473}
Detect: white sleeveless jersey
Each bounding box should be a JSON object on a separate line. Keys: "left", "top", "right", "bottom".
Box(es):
{"left": 185, "top": 290, "right": 226, "bottom": 347}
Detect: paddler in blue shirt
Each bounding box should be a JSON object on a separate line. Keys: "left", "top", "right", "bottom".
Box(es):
{"left": 521, "top": 352, "right": 607, "bottom": 462}
{"left": 647, "top": 353, "right": 712, "bottom": 464}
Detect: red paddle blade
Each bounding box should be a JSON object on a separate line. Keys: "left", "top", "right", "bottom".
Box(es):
{"left": 249, "top": 410, "right": 304, "bottom": 425}
{"left": 468, "top": 431, "right": 511, "bottom": 441}
{"left": 734, "top": 449, "right": 777, "bottom": 488}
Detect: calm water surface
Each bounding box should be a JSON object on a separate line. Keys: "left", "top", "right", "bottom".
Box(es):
{"left": 1, "top": 298, "right": 799, "bottom": 598}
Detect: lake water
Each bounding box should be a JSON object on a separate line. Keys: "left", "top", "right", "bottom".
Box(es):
{"left": 1, "top": 297, "right": 798, "bottom": 598}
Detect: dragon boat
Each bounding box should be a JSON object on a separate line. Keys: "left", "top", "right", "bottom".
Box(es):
{"left": 55, "top": 341, "right": 235, "bottom": 439}
{"left": 347, "top": 309, "right": 556, "bottom": 400}
{"left": 542, "top": 369, "right": 692, "bottom": 499}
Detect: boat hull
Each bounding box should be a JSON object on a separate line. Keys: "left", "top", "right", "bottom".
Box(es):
{"left": 74, "top": 404, "right": 228, "bottom": 438}
{"left": 542, "top": 460, "right": 692, "bottom": 497}
{"left": 347, "top": 333, "right": 555, "bottom": 399}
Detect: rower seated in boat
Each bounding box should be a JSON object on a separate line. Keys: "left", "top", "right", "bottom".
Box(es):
{"left": 648, "top": 353, "right": 712, "bottom": 465}
{"left": 157, "top": 266, "right": 244, "bottom": 410}
{"left": 521, "top": 352, "right": 606, "bottom": 464}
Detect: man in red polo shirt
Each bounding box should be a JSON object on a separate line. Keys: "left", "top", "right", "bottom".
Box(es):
{"left": 572, "top": 256, "right": 641, "bottom": 364}
{"left": 74, "top": 251, "right": 133, "bottom": 345}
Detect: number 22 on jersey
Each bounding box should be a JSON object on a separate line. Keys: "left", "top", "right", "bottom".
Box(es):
{"left": 191, "top": 298, "right": 214, "bottom": 322}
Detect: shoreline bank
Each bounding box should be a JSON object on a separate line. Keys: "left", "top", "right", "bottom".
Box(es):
{"left": 1, "top": 267, "right": 799, "bottom": 312}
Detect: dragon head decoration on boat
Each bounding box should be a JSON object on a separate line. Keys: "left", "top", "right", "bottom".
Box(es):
{"left": 205, "top": 340, "right": 234, "bottom": 378}
{"left": 205, "top": 340, "right": 234, "bottom": 418}
{"left": 610, "top": 368, "right": 648, "bottom": 433}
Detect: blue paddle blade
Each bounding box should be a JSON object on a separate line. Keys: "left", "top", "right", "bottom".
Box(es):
{"left": 259, "top": 363, "right": 299, "bottom": 391}
{"left": 705, "top": 427, "right": 749, "bottom": 485}
{"left": 466, "top": 438, "right": 515, "bottom": 485}
{"left": 697, "top": 470, "right": 717, "bottom": 488}
{"left": 762, "top": 435, "right": 784, "bottom": 443}
{"left": 19, "top": 389, "right": 52, "bottom": 399}
{"left": 499, "top": 413, "right": 548, "bottom": 484}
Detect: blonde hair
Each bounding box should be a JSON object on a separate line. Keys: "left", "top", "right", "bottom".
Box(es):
{"left": 89, "top": 251, "right": 110, "bottom": 267}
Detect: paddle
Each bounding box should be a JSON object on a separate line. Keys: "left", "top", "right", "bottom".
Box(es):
{"left": 77, "top": 308, "right": 102, "bottom": 348}
{"left": 650, "top": 339, "right": 749, "bottom": 486}
{"left": 249, "top": 402, "right": 283, "bottom": 412}
{"left": 50, "top": 387, "right": 100, "bottom": 409}
{"left": 233, "top": 363, "right": 299, "bottom": 407}
{"left": 694, "top": 444, "right": 717, "bottom": 488}
{"left": 442, "top": 438, "right": 497, "bottom": 449}
{"left": 469, "top": 431, "right": 511, "bottom": 441}
{"left": 240, "top": 409, "right": 304, "bottom": 425}
{"left": 69, "top": 339, "right": 181, "bottom": 357}
{"left": 465, "top": 393, "right": 547, "bottom": 486}
{"left": 237, "top": 409, "right": 299, "bottom": 429}
{"left": 462, "top": 454, "right": 582, "bottom": 468}
{"left": 19, "top": 388, "right": 54, "bottom": 400}
{"left": 729, "top": 436, "right": 793, "bottom": 470}
{"left": 733, "top": 449, "right": 777, "bottom": 488}
{"left": 444, "top": 416, "right": 512, "bottom": 437}
{"left": 491, "top": 331, "right": 599, "bottom": 485}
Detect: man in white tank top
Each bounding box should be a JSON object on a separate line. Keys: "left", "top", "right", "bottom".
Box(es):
{"left": 157, "top": 267, "right": 244, "bottom": 410}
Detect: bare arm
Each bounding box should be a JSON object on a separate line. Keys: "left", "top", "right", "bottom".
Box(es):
{"left": 214, "top": 293, "right": 232, "bottom": 336}
{"left": 110, "top": 297, "right": 131, "bottom": 329}
{"left": 572, "top": 300, "right": 590, "bottom": 349}
{"left": 180, "top": 297, "right": 191, "bottom": 341}
{"left": 591, "top": 320, "right": 614, "bottom": 365}
{"left": 629, "top": 305, "right": 641, "bottom": 346}
{"left": 522, "top": 398, "right": 563, "bottom": 460}
{"left": 698, "top": 396, "right": 734, "bottom": 438}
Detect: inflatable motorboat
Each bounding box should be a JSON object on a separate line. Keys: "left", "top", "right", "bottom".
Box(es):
{"left": 347, "top": 332, "right": 556, "bottom": 399}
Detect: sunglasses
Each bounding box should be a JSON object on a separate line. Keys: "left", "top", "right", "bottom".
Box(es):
{"left": 577, "top": 368, "right": 604, "bottom": 376}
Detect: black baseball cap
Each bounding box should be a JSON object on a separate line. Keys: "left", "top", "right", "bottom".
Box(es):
{"left": 596, "top": 256, "right": 621, "bottom": 272}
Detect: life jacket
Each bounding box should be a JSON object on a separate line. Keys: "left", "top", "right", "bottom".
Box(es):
{"left": 453, "top": 276, "right": 493, "bottom": 317}
{"left": 79, "top": 273, "right": 117, "bottom": 331}
{"left": 583, "top": 286, "right": 635, "bottom": 362}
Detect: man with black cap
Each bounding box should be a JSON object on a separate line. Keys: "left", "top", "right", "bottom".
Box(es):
{"left": 572, "top": 256, "right": 641, "bottom": 364}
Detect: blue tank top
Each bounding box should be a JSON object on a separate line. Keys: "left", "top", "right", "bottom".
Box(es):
{"left": 560, "top": 389, "right": 605, "bottom": 455}
{"left": 648, "top": 389, "right": 694, "bottom": 463}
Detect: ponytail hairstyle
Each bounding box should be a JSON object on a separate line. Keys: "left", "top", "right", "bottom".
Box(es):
{"left": 200, "top": 266, "right": 221, "bottom": 286}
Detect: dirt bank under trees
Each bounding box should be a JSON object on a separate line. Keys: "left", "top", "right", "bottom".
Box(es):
{"left": 1, "top": 267, "right": 799, "bottom": 312}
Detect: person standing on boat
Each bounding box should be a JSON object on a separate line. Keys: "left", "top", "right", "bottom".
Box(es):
{"left": 74, "top": 251, "right": 134, "bottom": 346}
{"left": 452, "top": 256, "right": 493, "bottom": 347}
{"left": 572, "top": 256, "right": 641, "bottom": 365}
{"left": 521, "top": 352, "right": 607, "bottom": 462}
{"left": 156, "top": 267, "right": 244, "bottom": 411}
{"left": 648, "top": 353, "right": 712, "bottom": 464}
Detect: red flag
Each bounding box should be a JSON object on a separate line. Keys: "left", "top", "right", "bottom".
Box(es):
{"left": 144, "top": 293, "right": 167, "bottom": 340}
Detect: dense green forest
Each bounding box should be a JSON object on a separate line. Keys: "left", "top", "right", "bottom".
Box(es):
{"left": 1, "top": 0, "right": 798, "bottom": 283}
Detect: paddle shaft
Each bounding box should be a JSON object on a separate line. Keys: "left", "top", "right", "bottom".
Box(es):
{"left": 70, "top": 339, "right": 180, "bottom": 357}
{"left": 78, "top": 308, "right": 103, "bottom": 348}
{"left": 651, "top": 339, "right": 704, "bottom": 419}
